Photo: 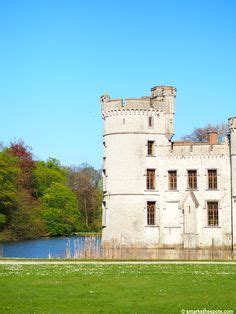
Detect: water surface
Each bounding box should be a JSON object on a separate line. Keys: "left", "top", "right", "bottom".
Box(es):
{"left": 0, "top": 236, "right": 101, "bottom": 258}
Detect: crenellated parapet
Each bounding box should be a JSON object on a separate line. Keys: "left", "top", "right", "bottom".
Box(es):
{"left": 101, "top": 85, "right": 176, "bottom": 115}
{"left": 158, "top": 142, "right": 229, "bottom": 159}
{"left": 101, "top": 85, "right": 177, "bottom": 139}
{"left": 101, "top": 108, "right": 162, "bottom": 119}
{"left": 150, "top": 85, "right": 177, "bottom": 98}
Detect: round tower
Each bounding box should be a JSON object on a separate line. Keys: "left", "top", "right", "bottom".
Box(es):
{"left": 101, "top": 86, "right": 177, "bottom": 247}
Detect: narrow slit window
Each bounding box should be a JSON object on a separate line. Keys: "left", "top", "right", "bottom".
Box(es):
{"left": 102, "top": 201, "right": 106, "bottom": 227}
{"left": 168, "top": 170, "right": 177, "bottom": 190}
{"left": 188, "top": 170, "right": 197, "bottom": 189}
{"left": 147, "top": 141, "right": 154, "bottom": 156}
{"left": 148, "top": 116, "right": 153, "bottom": 127}
{"left": 147, "top": 201, "right": 156, "bottom": 225}
{"left": 208, "top": 169, "right": 217, "bottom": 189}
{"left": 146, "top": 169, "right": 155, "bottom": 190}
{"left": 207, "top": 202, "right": 218, "bottom": 226}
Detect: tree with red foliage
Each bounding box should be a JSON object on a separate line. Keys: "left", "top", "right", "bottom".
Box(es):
{"left": 9, "top": 140, "right": 36, "bottom": 194}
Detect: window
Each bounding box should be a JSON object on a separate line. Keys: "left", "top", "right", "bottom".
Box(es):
{"left": 148, "top": 116, "right": 153, "bottom": 127}
{"left": 146, "top": 169, "right": 155, "bottom": 190}
{"left": 208, "top": 169, "right": 217, "bottom": 189}
{"left": 188, "top": 170, "right": 197, "bottom": 189}
{"left": 168, "top": 170, "right": 177, "bottom": 190}
{"left": 147, "top": 201, "right": 155, "bottom": 225}
{"left": 207, "top": 202, "right": 218, "bottom": 226}
{"left": 103, "top": 169, "right": 106, "bottom": 176}
{"left": 102, "top": 201, "right": 106, "bottom": 227}
{"left": 147, "top": 141, "right": 154, "bottom": 156}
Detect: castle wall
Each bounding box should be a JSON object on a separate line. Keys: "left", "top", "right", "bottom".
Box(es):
{"left": 229, "top": 117, "right": 236, "bottom": 254}
{"left": 157, "top": 148, "right": 231, "bottom": 249}
{"left": 101, "top": 86, "right": 234, "bottom": 255}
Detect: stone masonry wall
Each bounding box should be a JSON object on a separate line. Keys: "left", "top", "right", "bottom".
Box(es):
{"left": 101, "top": 86, "right": 234, "bottom": 253}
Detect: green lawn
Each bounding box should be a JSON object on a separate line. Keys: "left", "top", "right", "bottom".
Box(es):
{"left": 0, "top": 264, "right": 235, "bottom": 313}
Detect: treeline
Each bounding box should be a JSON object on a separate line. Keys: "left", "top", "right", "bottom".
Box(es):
{"left": 0, "top": 140, "right": 102, "bottom": 241}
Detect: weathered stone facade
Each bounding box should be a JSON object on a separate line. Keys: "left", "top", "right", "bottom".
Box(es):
{"left": 101, "top": 86, "right": 236, "bottom": 258}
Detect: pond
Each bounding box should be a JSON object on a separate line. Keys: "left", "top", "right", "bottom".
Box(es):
{"left": 0, "top": 237, "right": 233, "bottom": 260}
{"left": 0, "top": 235, "right": 102, "bottom": 258}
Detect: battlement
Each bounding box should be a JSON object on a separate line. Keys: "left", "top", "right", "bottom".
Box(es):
{"left": 151, "top": 85, "right": 177, "bottom": 98}
{"left": 158, "top": 141, "right": 228, "bottom": 158}
{"left": 101, "top": 85, "right": 176, "bottom": 113}
{"left": 229, "top": 116, "right": 236, "bottom": 130}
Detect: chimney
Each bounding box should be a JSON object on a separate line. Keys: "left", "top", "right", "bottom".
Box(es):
{"left": 208, "top": 130, "right": 218, "bottom": 145}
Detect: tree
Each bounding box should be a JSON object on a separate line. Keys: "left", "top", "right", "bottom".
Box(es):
{"left": 0, "top": 139, "right": 102, "bottom": 240}
{"left": 0, "top": 214, "right": 6, "bottom": 229}
{"left": 34, "top": 159, "right": 67, "bottom": 197}
{"left": 9, "top": 140, "right": 36, "bottom": 194}
{"left": 5, "top": 191, "right": 46, "bottom": 240}
{"left": 181, "top": 123, "right": 228, "bottom": 142}
{"left": 67, "top": 164, "right": 102, "bottom": 232}
{"left": 42, "top": 182, "right": 80, "bottom": 236}
{"left": 0, "top": 150, "right": 19, "bottom": 231}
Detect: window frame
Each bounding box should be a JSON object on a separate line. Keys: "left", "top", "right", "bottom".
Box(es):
{"left": 147, "top": 201, "right": 156, "bottom": 225}
{"left": 187, "top": 169, "right": 197, "bottom": 190}
{"left": 207, "top": 201, "right": 219, "bottom": 226}
{"left": 168, "top": 170, "right": 177, "bottom": 191}
{"left": 208, "top": 169, "right": 218, "bottom": 190}
{"left": 147, "top": 140, "right": 155, "bottom": 156}
{"left": 146, "top": 169, "right": 156, "bottom": 190}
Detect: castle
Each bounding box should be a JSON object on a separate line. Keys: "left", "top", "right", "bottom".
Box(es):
{"left": 101, "top": 86, "right": 236, "bottom": 259}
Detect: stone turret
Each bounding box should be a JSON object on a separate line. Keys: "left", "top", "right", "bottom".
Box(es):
{"left": 150, "top": 86, "right": 177, "bottom": 140}
{"left": 101, "top": 85, "right": 177, "bottom": 246}
{"left": 229, "top": 117, "right": 236, "bottom": 254}
{"left": 151, "top": 85, "right": 176, "bottom": 98}
{"left": 101, "top": 85, "right": 177, "bottom": 140}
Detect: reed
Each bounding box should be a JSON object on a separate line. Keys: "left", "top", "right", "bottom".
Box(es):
{"left": 65, "top": 236, "right": 160, "bottom": 259}
{"left": 62, "top": 236, "right": 233, "bottom": 260}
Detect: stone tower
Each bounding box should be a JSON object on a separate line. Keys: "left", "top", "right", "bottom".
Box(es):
{"left": 229, "top": 117, "right": 236, "bottom": 255}
{"left": 101, "top": 86, "right": 176, "bottom": 246}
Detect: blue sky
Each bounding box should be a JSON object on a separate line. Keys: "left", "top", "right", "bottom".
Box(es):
{"left": 0, "top": 0, "right": 235, "bottom": 168}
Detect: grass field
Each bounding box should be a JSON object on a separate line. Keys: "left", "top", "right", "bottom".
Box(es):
{"left": 0, "top": 263, "right": 235, "bottom": 313}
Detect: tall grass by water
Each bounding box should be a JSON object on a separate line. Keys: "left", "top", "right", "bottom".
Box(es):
{"left": 1, "top": 234, "right": 233, "bottom": 260}
{"left": 60, "top": 236, "right": 233, "bottom": 260}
